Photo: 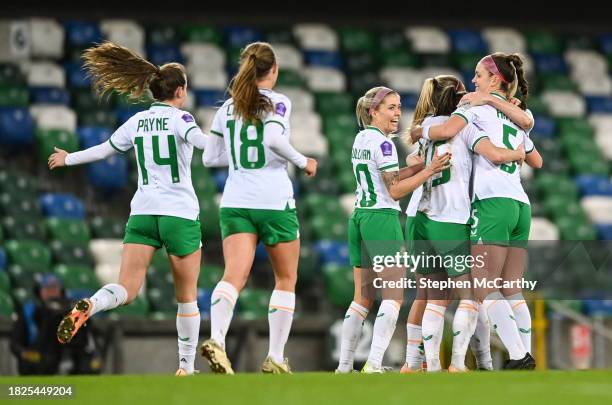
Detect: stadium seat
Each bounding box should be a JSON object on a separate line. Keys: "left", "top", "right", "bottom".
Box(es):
{"left": 45, "top": 218, "right": 91, "bottom": 244}
{"left": 273, "top": 44, "right": 303, "bottom": 71}
{"left": 30, "top": 87, "right": 70, "bottom": 105}
{"left": 581, "top": 196, "right": 612, "bottom": 224}
{"left": 182, "top": 43, "right": 225, "bottom": 71}
{"left": 541, "top": 91, "right": 586, "bottom": 117}
{"left": 595, "top": 132, "right": 612, "bottom": 160}
{"left": 293, "top": 24, "right": 339, "bottom": 51}
{"left": 54, "top": 264, "right": 99, "bottom": 291}
{"left": 555, "top": 216, "right": 597, "bottom": 240}
{"left": 0, "top": 293, "right": 14, "bottom": 317}
{"left": 0, "top": 21, "right": 30, "bottom": 62}
{"left": 36, "top": 128, "right": 78, "bottom": 162}
{"left": 585, "top": 96, "right": 612, "bottom": 113}
{"left": 291, "top": 110, "right": 322, "bottom": 133}
{"left": 0, "top": 84, "right": 28, "bottom": 107}
{"left": 190, "top": 69, "right": 228, "bottom": 91}
{"left": 482, "top": 27, "right": 526, "bottom": 54}
{"left": 405, "top": 27, "right": 450, "bottom": 53}
{"left": 566, "top": 49, "right": 608, "bottom": 77}
{"left": 526, "top": 31, "right": 563, "bottom": 54}
{"left": 340, "top": 194, "right": 355, "bottom": 217}
{"left": 322, "top": 263, "right": 353, "bottom": 307}
{"left": 146, "top": 24, "right": 178, "bottom": 46}
{"left": 304, "top": 50, "right": 342, "bottom": 69}
{"left": 193, "top": 90, "right": 225, "bottom": 108}
{"left": 276, "top": 69, "right": 305, "bottom": 88}
{"left": 302, "top": 67, "right": 345, "bottom": 92}
{"left": 86, "top": 155, "right": 129, "bottom": 192}
{"left": 197, "top": 264, "right": 224, "bottom": 290}
{"left": 39, "top": 193, "right": 85, "bottom": 219}
{"left": 29, "top": 18, "right": 64, "bottom": 59}
{"left": 529, "top": 217, "right": 560, "bottom": 240}
{"left": 223, "top": 26, "right": 263, "bottom": 48}
{"left": 379, "top": 67, "right": 423, "bottom": 93}
{"left": 448, "top": 29, "right": 487, "bottom": 53}
{"left": 313, "top": 241, "right": 349, "bottom": 265}
{"left": 30, "top": 105, "right": 77, "bottom": 132}
{"left": 0, "top": 248, "right": 6, "bottom": 270}
{"left": 89, "top": 239, "right": 123, "bottom": 267}
{"left": 0, "top": 108, "right": 35, "bottom": 146}
{"left": 100, "top": 19, "right": 146, "bottom": 57}
{"left": 0, "top": 63, "right": 26, "bottom": 85}
{"left": 1, "top": 215, "right": 46, "bottom": 241}
{"left": 89, "top": 217, "right": 126, "bottom": 239}
{"left": 63, "top": 21, "right": 102, "bottom": 47}
{"left": 146, "top": 262, "right": 174, "bottom": 289}
{"left": 596, "top": 224, "right": 612, "bottom": 240}
{"left": 64, "top": 62, "right": 91, "bottom": 88}
{"left": 598, "top": 33, "right": 612, "bottom": 55}
{"left": 50, "top": 240, "right": 95, "bottom": 266}
{"left": 4, "top": 240, "right": 52, "bottom": 269}
{"left": 575, "top": 75, "right": 612, "bottom": 96}
{"left": 78, "top": 110, "right": 117, "bottom": 128}
{"left": 276, "top": 87, "right": 315, "bottom": 112}
{"left": 0, "top": 271, "right": 10, "bottom": 292}
{"left": 575, "top": 175, "right": 612, "bottom": 197}
{"left": 0, "top": 192, "right": 40, "bottom": 217}
{"left": 180, "top": 24, "right": 222, "bottom": 44}
{"left": 532, "top": 54, "right": 567, "bottom": 74}
{"left": 147, "top": 45, "right": 183, "bottom": 66}
{"left": 199, "top": 198, "right": 221, "bottom": 239}
{"left": 237, "top": 287, "right": 269, "bottom": 319}
{"left": 27, "top": 61, "right": 66, "bottom": 88}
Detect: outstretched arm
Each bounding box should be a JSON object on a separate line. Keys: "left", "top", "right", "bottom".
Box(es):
{"left": 48, "top": 142, "right": 117, "bottom": 169}
{"left": 202, "top": 132, "right": 229, "bottom": 167}
{"left": 411, "top": 115, "right": 467, "bottom": 143}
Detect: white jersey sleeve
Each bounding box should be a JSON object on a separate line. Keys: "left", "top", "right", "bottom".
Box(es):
{"left": 451, "top": 103, "right": 478, "bottom": 125}
{"left": 109, "top": 120, "right": 134, "bottom": 153}
{"left": 263, "top": 95, "right": 292, "bottom": 135}
{"left": 374, "top": 136, "right": 399, "bottom": 172}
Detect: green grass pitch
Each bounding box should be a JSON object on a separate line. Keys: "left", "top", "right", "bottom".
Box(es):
{"left": 1, "top": 371, "right": 612, "bottom": 404}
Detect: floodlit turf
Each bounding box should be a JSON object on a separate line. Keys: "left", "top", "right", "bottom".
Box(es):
{"left": 1, "top": 370, "right": 612, "bottom": 404}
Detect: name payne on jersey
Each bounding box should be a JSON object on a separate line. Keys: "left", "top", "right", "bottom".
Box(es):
{"left": 136, "top": 117, "right": 170, "bottom": 132}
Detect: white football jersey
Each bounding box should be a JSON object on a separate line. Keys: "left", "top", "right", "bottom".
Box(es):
{"left": 209, "top": 89, "right": 296, "bottom": 210}
{"left": 351, "top": 126, "right": 401, "bottom": 211}
{"left": 417, "top": 115, "right": 482, "bottom": 224}
{"left": 452, "top": 95, "right": 534, "bottom": 205}
{"left": 109, "top": 102, "right": 200, "bottom": 220}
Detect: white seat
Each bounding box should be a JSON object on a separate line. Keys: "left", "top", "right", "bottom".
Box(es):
{"left": 27, "top": 61, "right": 65, "bottom": 87}
{"left": 405, "top": 27, "right": 450, "bottom": 53}
{"left": 588, "top": 114, "right": 612, "bottom": 134}
{"left": 95, "top": 264, "right": 121, "bottom": 286}
{"left": 518, "top": 53, "right": 535, "bottom": 77}
{"left": 379, "top": 67, "right": 423, "bottom": 93}
{"left": 290, "top": 110, "right": 322, "bottom": 133}
{"left": 275, "top": 87, "right": 314, "bottom": 113}
{"left": 194, "top": 107, "right": 218, "bottom": 132}
{"left": 340, "top": 194, "right": 356, "bottom": 216}
{"left": 529, "top": 217, "right": 560, "bottom": 240}
{"left": 581, "top": 196, "right": 612, "bottom": 224}
{"left": 574, "top": 74, "right": 612, "bottom": 97}
{"left": 595, "top": 131, "right": 612, "bottom": 160}
{"left": 293, "top": 23, "right": 338, "bottom": 51}
{"left": 520, "top": 163, "right": 534, "bottom": 180}
{"left": 0, "top": 20, "right": 30, "bottom": 62}
{"left": 273, "top": 44, "right": 303, "bottom": 71}
{"left": 183, "top": 90, "right": 197, "bottom": 112}
{"left": 399, "top": 110, "right": 416, "bottom": 134}
{"left": 89, "top": 239, "right": 123, "bottom": 266}
{"left": 291, "top": 129, "right": 328, "bottom": 156}
{"left": 565, "top": 50, "right": 608, "bottom": 77}
{"left": 482, "top": 28, "right": 526, "bottom": 54}
{"left": 189, "top": 69, "right": 227, "bottom": 91}
{"left": 29, "top": 18, "right": 63, "bottom": 59}
{"left": 302, "top": 66, "right": 345, "bottom": 92}
{"left": 100, "top": 19, "right": 145, "bottom": 58}
{"left": 30, "top": 105, "right": 77, "bottom": 132}
{"left": 541, "top": 90, "right": 586, "bottom": 117}
{"left": 182, "top": 43, "right": 225, "bottom": 70}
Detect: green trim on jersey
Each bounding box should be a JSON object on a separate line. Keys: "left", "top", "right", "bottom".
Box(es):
{"left": 365, "top": 125, "right": 386, "bottom": 136}
{"left": 184, "top": 126, "right": 197, "bottom": 142}
{"left": 490, "top": 92, "right": 508, "bottom": 101}
{"left": 452, "top": 112, "right": 469, "bottom": 125}
{"left": 211, "top": 130, "right": 223, "bottom": 137}
{"left": 471, "top": 135, "right": 489, "bottom": 152}
{"left": 108, "top": 138, "right": 127, "bottom": 154}
{"left": 379, "top": 162, "right": 399, "bottom": 171}
{"left": 265, "top": 120, "right": 285, "bottom": 130}
{"left": 151, "top": 102, "right": 173, "bottom": 108}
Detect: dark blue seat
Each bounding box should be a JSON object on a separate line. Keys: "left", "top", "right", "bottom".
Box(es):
{"left": 64, "top": 63, "right": 91, "bottom": 88}
{"left": 595, "top": 224, "right": 612, "bottom": 240}
{"left": 575, "top": 175, "right": 612, "bottom": 196}
{"left": 532, "top": 54, "right": 567, "bottom": 74}
{"left": 30, "top": 87, "right": 70, "bottom": 105}
{"left": 585, "top": 96, "right": 612, "bottom": 113}
{"left": 223, "top": 26, "right": 263, "bottom": 48}
{"left": 0, "top": 248, "right": 6, "bottom": 271}
{"left": 63, "top": 21, "right": 103, "bottom": 47}
{"left": 448, "top": 30, "right": 487, "bottom": 53}
{"left": 399, "top": 93, "right": 419, "bottom": 110}
{"left": 39, "top": 193, "right": 85, "bottom": 220}
{"left": 304, "top": 51, "right": 343, "bottom": 69}
{"left": 146, "top": 45, "right": 183, "bottom": 66}
{"left": 313, "top": 241, "right": 349, "bottom": 266}
{"left": 531, "top": 114, "right": 556, "bottom": 138}
{"left": 0, "top": 108, "right": 35, "bottom": 146}
{"left": 598, "top": 33, "right": 612, "bottom": 55}
{"left": 194, "top": 90, "right": 226, "bottom": 107}
{"left": 77, "top": 126, "right": 113, "bottom": 148}
{"left": 86, "top": 155, "right": 128, "bottom": 192}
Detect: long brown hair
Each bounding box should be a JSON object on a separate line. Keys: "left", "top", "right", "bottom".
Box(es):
{"left": 82, "top": 41, "right": 186, "bottom": 101}
{"left": 229, "top": 42, "right": 276, "bottom": 122}
{"left": 490, "top": 52, "right": 529, "bottom": 109}
{"left": 412, "top": 75, "right": 466, "bottom": 127}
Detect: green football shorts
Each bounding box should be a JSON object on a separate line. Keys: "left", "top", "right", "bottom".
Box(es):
{"left": 470, "top": 197, "right": 531, "bottom": 248}
{"left": 348, "top": 208, "right": 404, "bottom": 268}
{"left": 219, "top": 206, "right": 299, "bottom": 246}
{"left": 123, "top": 215, "right": 202, "bottom": 256}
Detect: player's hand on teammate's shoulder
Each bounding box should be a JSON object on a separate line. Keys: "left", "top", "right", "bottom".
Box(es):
{"left": 458, "top": 92, "right": 490, "bottom": 107}
{"left": 48, "top": 147, "right": 68, "bottom": 170}
{"left": 516, "top": 144, "right": 526, "bottom": 164}
{"left": 304, "top": 158, "right": 317, "bottom": 177}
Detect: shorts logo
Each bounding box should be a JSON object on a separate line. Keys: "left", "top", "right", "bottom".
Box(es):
{"left": 275, "top": 102, "right": 287, "bottom": 117}
{"left": 182, "top": 113, "right": 194, "bottom": 123}
{"left": 380, "top": 141, "right": 393, "bottom": 156}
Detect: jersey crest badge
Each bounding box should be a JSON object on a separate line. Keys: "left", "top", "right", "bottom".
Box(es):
{"left": 181, "top": 113, "right": 194, "bottom": 123}
{"left": 275, "top": 102, "right": 287, "bottom": 117}
{"left": 380, "top": 141, "right": 393, "bottom": 156}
